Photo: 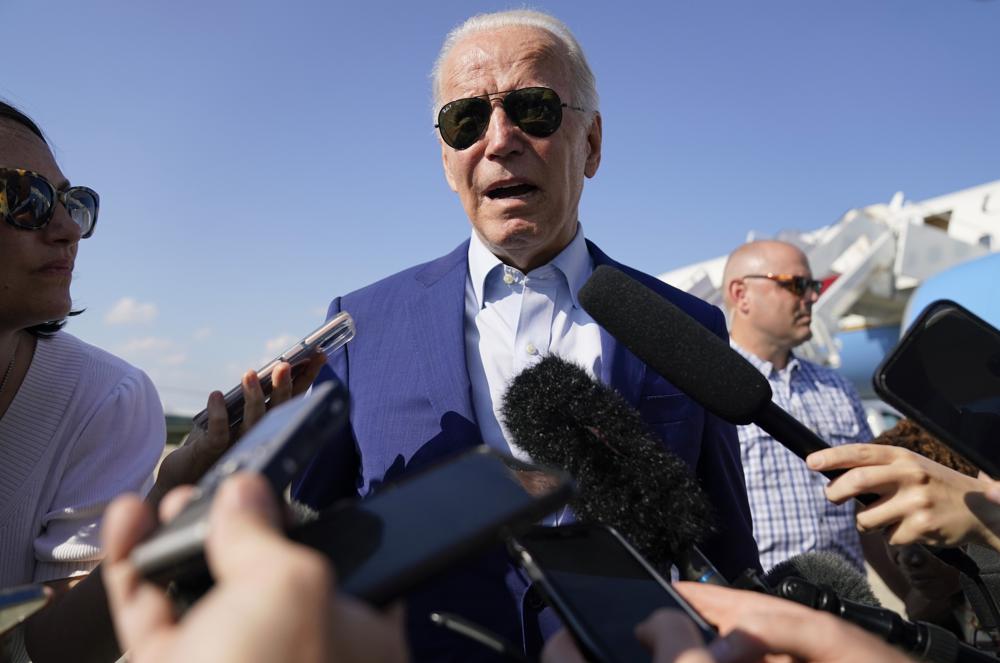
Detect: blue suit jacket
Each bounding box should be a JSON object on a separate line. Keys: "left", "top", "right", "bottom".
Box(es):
{"left": 293, "top": 239, "right": 759, "bottom": 661}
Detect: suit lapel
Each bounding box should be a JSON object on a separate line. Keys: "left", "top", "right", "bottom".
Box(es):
{"left": 405, "top": 242, "right": 478, "bottom": 426}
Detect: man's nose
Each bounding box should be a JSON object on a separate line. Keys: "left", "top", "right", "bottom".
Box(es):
{"left": 483, "top": 102, "right": 523, "bottom": 158}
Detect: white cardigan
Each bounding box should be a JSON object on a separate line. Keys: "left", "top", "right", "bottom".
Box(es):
{"left": 0, "top": 331, "right": 164, "bottom": 587}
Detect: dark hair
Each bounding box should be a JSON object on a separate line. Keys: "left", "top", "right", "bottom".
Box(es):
{"left": 1, "top": 100, "right": 80, "bottom": 337}
{"left": 873, "top": 418, "right": 979, "bottom": 477}
{"left": 0, "top": 100, "right": 47, "bottom": 144}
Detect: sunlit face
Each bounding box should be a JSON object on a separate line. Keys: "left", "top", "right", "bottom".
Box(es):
{"left": 741, "top": 244, "right": 817, "bottom": 350}
{"left": 0, "top": 119, "right": 81, "bottom": 331}
{"left": 437, "top": 26, "right": 601, "bottom": 272}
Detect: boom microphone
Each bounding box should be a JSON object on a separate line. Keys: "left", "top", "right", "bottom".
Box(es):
{"left": 578, "top": 267, "right": 986, "bottom": 601}
{"left": 578, "top": 266, "right": 842, "bottom": 474}
{"left": 501, "top": 354, "right": 719, "bottom": 579}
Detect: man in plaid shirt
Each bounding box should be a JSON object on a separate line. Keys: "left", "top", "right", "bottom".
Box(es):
{"left": 722, "top": 240, "right": 873, "bottom": 572}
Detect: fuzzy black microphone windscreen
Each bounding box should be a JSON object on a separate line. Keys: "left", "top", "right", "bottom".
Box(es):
{"left": 501, "top": 354, "right": 714, "bottom": 569}
{"left": 766, "top": 551, "right": 881, "bottom": 607}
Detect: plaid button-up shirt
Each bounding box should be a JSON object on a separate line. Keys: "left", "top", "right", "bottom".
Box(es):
{"left": 732, "top": 342, "right": 873, "bottom": 572}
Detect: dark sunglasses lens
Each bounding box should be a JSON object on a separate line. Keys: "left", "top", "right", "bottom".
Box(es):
{"left": 438, "top": 97, "right": 491, "bottom": 150}
{"left": 505, "top": 87, "right": 562, "bottom": 137}
{"left": 65, "top": 188, "right": 99, "bottom": 237}
{"left": 1, "top": 171, "right": 54, "bottom": 229}
{"left": 785, "top": 277, "right": 821, "bottom": 297}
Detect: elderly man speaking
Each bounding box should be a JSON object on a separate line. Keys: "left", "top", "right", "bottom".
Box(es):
{"left": 294, "top": 10, "right": 759, "bottom": 661}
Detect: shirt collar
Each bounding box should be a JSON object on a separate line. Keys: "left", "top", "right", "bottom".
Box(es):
{"left": 467, "top": 224, "right": 592, "bottom": 309}
{"left": 730, "top": 339, "right": 800, "bottom": 379}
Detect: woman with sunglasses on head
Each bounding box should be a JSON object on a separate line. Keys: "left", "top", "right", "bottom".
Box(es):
{"left": 0, "top": 101, "right": 325, "bottom": 662}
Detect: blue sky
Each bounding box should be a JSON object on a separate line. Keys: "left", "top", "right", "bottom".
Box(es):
{"left": 3, "top": 0, "right": 997, "bottom": 414}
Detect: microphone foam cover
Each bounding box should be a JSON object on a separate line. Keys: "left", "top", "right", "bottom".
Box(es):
{"left": 765, "top": 551, "right": 881, "bottom": 607}
{"left": 578, "top": 265, "right": 771, "bottom": 424}
{"left": 502, "top": 354, "right": 714, "bottom": 568}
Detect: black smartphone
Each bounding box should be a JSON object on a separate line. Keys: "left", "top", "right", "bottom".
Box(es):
{"left": 510, "top": 523, "right": 715, "bottom": 663}
{"left": 131, "top": 380, "right": 349, "bottom": 582}
{"left": 190, "top": 311, "right": 355, "bottom": 430}
{"left": 291, "top": 447, "right": 574, "bottom": 606}
{"left": 874, "top": 299, "right": 1000, "bottom": 478}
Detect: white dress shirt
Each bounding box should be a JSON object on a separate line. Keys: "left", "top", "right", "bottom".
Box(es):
{"left": 464, "top": 225, "right": 603, "bottom": 460}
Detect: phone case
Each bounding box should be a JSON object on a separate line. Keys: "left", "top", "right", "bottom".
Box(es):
{"left": 874, "top": 299, "right": 1000, "bottom": 479}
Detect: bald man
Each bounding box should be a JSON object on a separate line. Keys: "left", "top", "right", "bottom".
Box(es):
{"left": 722, "top": 240, "right": 872, "bottom": 572}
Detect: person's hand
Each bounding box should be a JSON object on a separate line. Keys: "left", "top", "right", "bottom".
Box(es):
{"left": 147, "top": 353, "right": 326, "bottom": 507}
{"left": 541, "top": 611, "right": 711, "bottom": 663}
{"left": 807, "top": 443, "right": 1000, "bottom": 549}
{"left": 674, "top": 582, "right": 914, "bottom": 663}
{"left": 102, "top": 473, "right": 408, "bottom": 663}
{"left": 635, "top": 610, "right": 715, "bottom": 663}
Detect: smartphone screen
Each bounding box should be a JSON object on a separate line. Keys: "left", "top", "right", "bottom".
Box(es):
{"left": 291, "top": 447, "right": 574, "bottom": 607}
{"left": 875, "top": 300, "right": 1000, "bottom": 478}
{"left": 513, "top": 523, "right": 715, "bottom": 663}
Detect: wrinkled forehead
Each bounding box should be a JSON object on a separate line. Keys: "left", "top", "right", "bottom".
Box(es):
{"left": 0, "top": 118, "right": 66, "bottom": 185}
{"left": 437, "top": 26, "right": 572, "bottom": 103}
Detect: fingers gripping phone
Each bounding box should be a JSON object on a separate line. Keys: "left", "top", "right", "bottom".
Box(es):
{"left": 133, "top": 439, "right": 574, "bottom": 610}
{"left": 511, "top": 523, "right": 715, "bottom": 663}
{"left": 874, "top": 300, "right": 1000, "bottom": 478}
{"left": 191, "top": 311, "right": 355, "bottom": 430}
{"left": 131, "top": 380, "right": 349, "bottom": 583}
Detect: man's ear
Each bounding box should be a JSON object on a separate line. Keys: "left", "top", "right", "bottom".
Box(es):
{"left": 728, "top": 278, "right": 750, "bottom": 314}
{"left": 584, "top": 112, "right": 602, "bottom": 178}
{"left": 441, "top": 144, "right": 459, "bottom": 193}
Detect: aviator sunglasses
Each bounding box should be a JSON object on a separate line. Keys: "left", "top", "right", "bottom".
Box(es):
{"left": 1, "top": 168, "right": 99, "bottom": 238}
{"left": 435, "top": 86, "right": 587, "bottom": 150}
{"left": 742, "top": 273, "right": 823, "bottom": 298}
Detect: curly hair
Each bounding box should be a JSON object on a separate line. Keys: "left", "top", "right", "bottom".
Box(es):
{"left": 873, "top": 418, "right": 979, "bottom": 477}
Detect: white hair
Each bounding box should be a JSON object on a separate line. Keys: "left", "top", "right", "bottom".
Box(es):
{"left": 430, "top": 9, "right": 599, "bottom": 119}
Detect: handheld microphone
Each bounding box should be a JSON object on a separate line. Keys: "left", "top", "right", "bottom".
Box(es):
{"left": 578, "top": 266, "right": 848, "bottom": 482}
{"left": 577, "top": 266, "right": 984, "bottom": 581}
{"left": 775, "top": 575, "right": 993, "bottom": 663}
{"left": 501, "top": 354, "right": 724, "bottom": 583}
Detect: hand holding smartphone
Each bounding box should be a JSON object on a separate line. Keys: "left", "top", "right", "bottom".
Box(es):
{"left": 191, "top": 311, "right": 355, "bottom": 431}
{"left": 132, "top": 381, "right": 349, "bottom": 584}
{"left": 874, "top": 300, "right": 1000, "bottom": 479}
{"left": 511, "top": 523, "right": 715, "bottom": 663}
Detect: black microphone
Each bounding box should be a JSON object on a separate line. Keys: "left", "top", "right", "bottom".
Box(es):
{"left": 764, "top": 551, "right": 881, "bottom": 607}
{"left": 578, "top": 265, "right": 850, "bottom": 481}
{"left": 577, "top": 266, "right": 989, "bottom": 582}
{"left": 775, "top": 574, "right": 993, "bottom": 663}
{"left": 765, "top": 552, "right": 997, "bottom": 662}
{"left": 501, "top": 354, "right": 725, "bottom": 583}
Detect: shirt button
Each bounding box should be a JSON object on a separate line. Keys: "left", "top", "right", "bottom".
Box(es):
{"left": 503, "top": 272, "right": 515, "bottom": 285}
{"left": 525, "top": 343, "right": 538, "bottom": 355}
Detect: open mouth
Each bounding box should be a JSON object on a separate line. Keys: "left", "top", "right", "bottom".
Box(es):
{"left": 486, "top": 183, "right": 538, "bottom": 199}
